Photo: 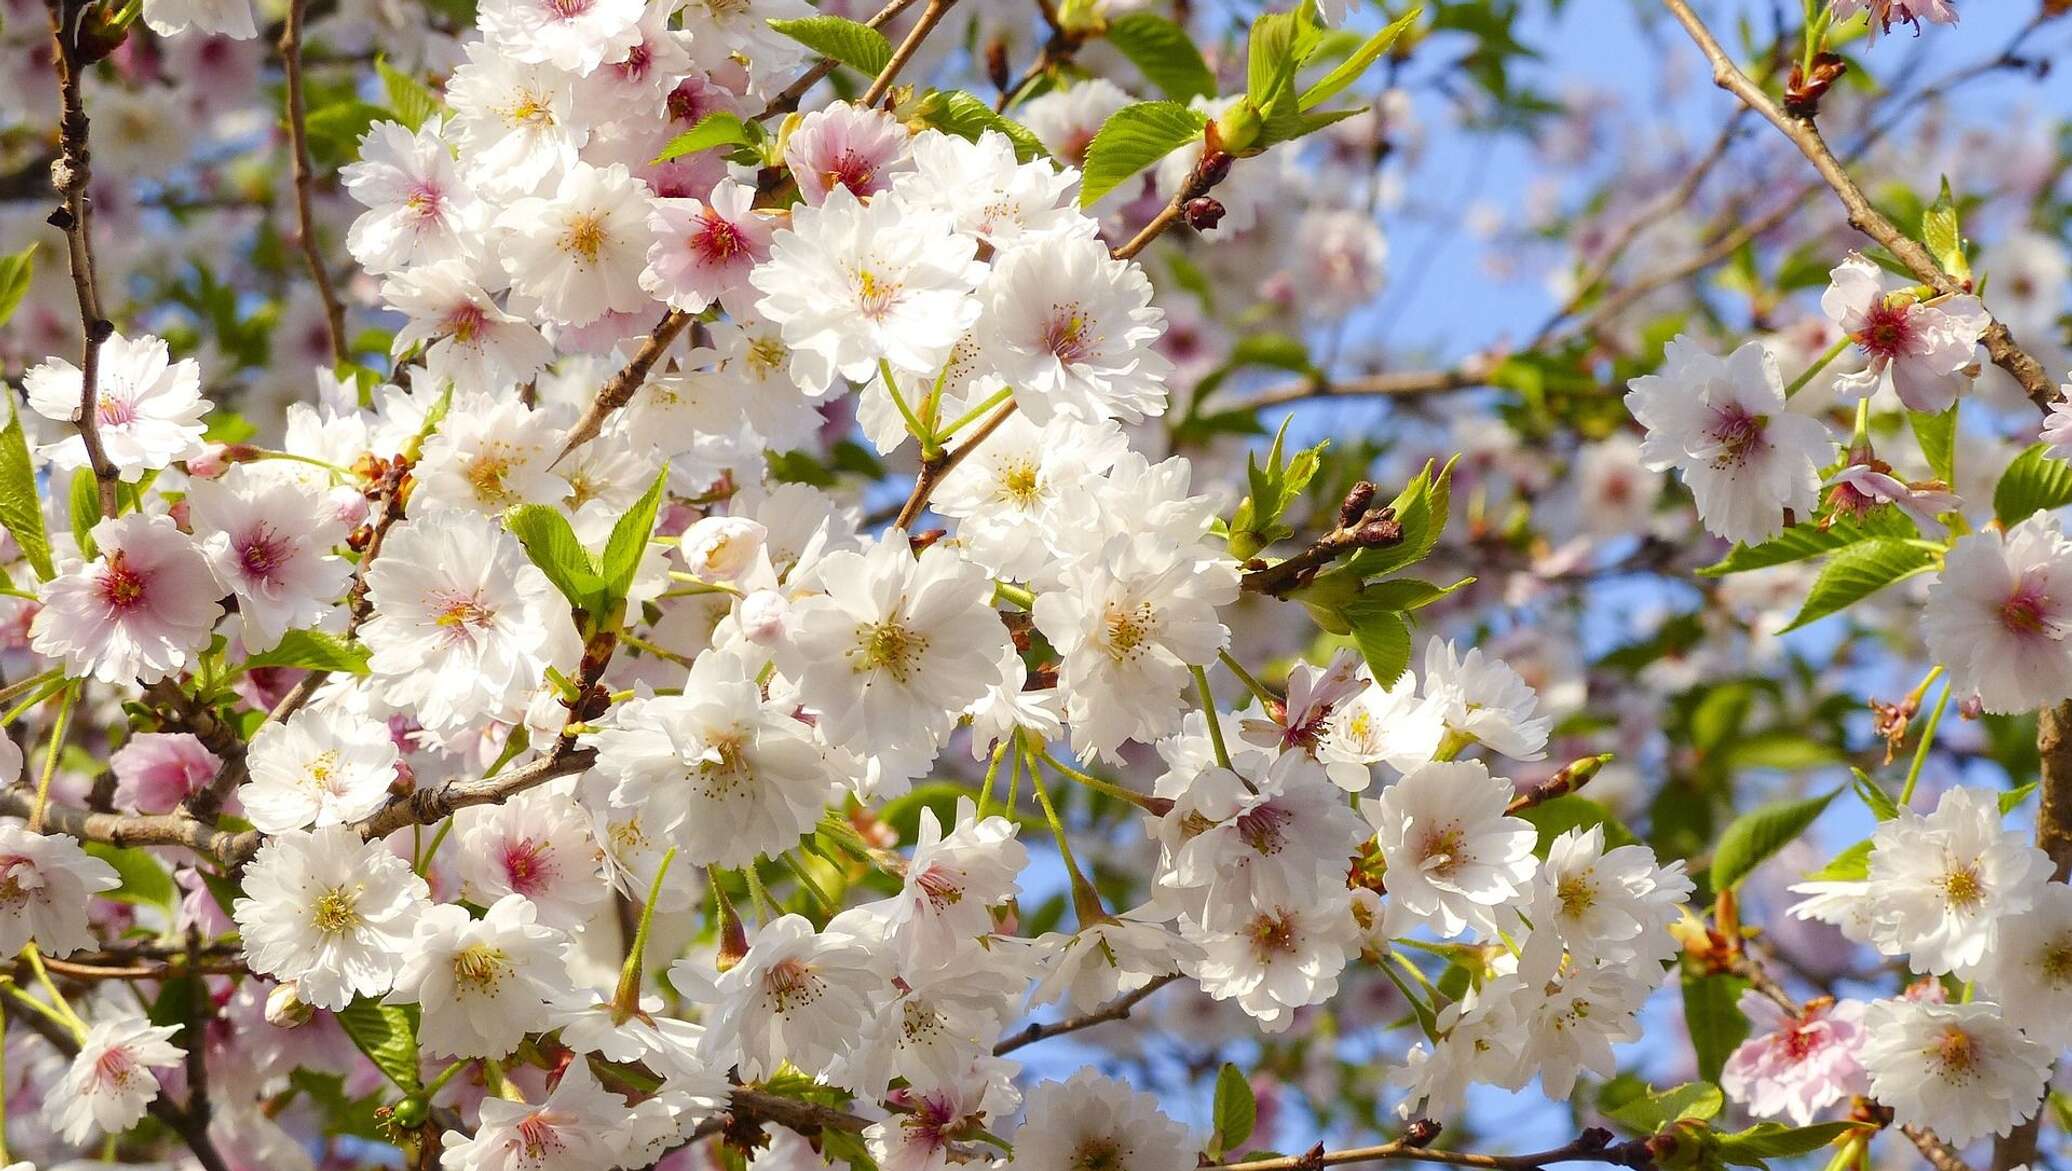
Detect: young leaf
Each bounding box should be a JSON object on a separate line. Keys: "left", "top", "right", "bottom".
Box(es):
{"left": 1604, "top": 1082, "right": 1724, "bottom": 1134}
{"left": 1211, "top": 1063, "right": 1257, "bottom": 1156}
{"left": 0, "top": 242, "right": 35, "bottom": 330}
{"left": 1517, "top": 795, "right": 1638, "bottom": 855}
{"left": 1245, "top": 0, "right": 1323, "bottom": 120}
{"left": 1850, "top": 767, "right": 1899, "bottom": 821}
{"left": 1341, "top": 455, "right": 1457, "bottom": 579}
{"left": 83, "top": 842, "right": 177, "bottom": 911}
{"left": 506, "top": 504, "right": 606, "bottom": 612}
{"left": 1299, "top": 9, "right": 1419, "bottom": 110}
{"left": 1697, "top": 508, "right": 1915, "bottom": 577}
{"left": 654, "top": 112, "right": 757, "bottom": 164}
{"left": 1681, "top": 971, "right": 1750, "bottom": 1083}
{"left": 335, "top": 997, "right": 424, "bottom": 1091}
{"left": 69, "top": 466, "right": 101, "bottom": 558}
{"left": 1079, "top": 101, "right": 1207, "bottom": 207}
{"left": 917, "top": 91, "right": 1050, "bottom": 163}
{"left": 1993, "top": 443, "right": 2072, "bottom": 527}
{"left": 375, "top": 57, "right": 440, "bottom": 131}
{"left": 1920, "top": 176, "right": 1967, "bottom": 282}
{"left": 240, "top": 629, "right": 374, "bottom": 675}
{"left": 1909, "top": 405, "right": 1957, "bottom": 486}
{"left": 1104, "top": 12, "right": 1217, "bottom": 102}
{"left": 768, "top": 15, "right": 895, "bottom": 76}
{"left": 1777, "top": 539, "right": 1937, "bottom": 632}
{"left": 1341, "top": 598, "right": 1410, "bottom": 685}
{"left": 600, "top": 465, "right": 669, "bottom": 606}
{"left": 1710, "top": 788, "right": 1840, "bottom": 891}
{"left": 0, "top": 396, "right": 54, "bottom": 580}
{"left": 1716, "top": 1122, "right": 1860, "bottom": 1165}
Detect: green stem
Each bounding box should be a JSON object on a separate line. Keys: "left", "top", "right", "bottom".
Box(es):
{"left": 937, "top": 386, "right": 1013, "bottom": 439}
{"left": 613, "top": 847, "right": 678, "bottom": 1020}
{"left": 1217, "top": 650, "right": 1277, "bottom": 709}
{"left": 415, "top": 819, "right": 453, "bottom": 876}
{"left": 0, "top": 678, "right": 66, "bottom": 729}
{"left": 1191, "top": 665, "right": 1234, "bottom": 772}
{"left": 1784, "top": 334, "right": 1852, "bottom": 399}
{"left": 992, "top": 581, "right": 1035, "bottom": 609}
{"left": 21, "top": 946, "right": 85, "bottom": 1036}
{"left": 977, "top": 740, "right": 1008, "bottom": 818}
{"left": 0, "top": 670, "right": 60, "bottom": 713}
{"left": 28, "top": 683, "right": 78, "bottom": 834}
{"left": 779, "top": 851, "right": 835, "bottom": 913}
{"left": 880, "top": 359, "right": 938, "bottom": 457}
{"left": 1039, "top": 750, "right": 1158, "bottom": 811}
{"left": 1899, "top": 680, "right": 1952, "bottom": 808}
{"left": 424, "top": 1058, "right": 470, "bottom": 1101}
{"left": 1025, "top": 745, "right": 1105, "bottom": 925}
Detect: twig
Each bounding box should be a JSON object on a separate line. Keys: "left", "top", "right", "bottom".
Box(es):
{"left": 1658, "top": 0, "right": 2055, "bottom": 410}
{"left": 992, "top": 972, "right": 1179, "bottom": 1054}
{"left": 891, "top": 399, "right": 1018, "bottom": 530}
{"left": 349, "top": 746, "right": 599, "bottom": 846}
{"left": 754, "top": 0, "right": 930, "bottom": 119}
{"left": 279, "top": 0, "right": 350, "bottom": 367}
{"left": 1212, "top": 1125, "right": 1653, "bottom": 1171}
{"left": 861, "top": 0, "right": 956, "bottom": 107}
{"left": 41, "top": 0, "right": 119, "bottom": 519}
{"left": 1240, "top": 483, "right": 1403, "bottom": 597}
{"left": 553, "top": 309, "right": 694, "bottom": 463}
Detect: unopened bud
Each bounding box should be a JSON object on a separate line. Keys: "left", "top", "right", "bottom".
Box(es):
{"left": 737, "top": 589, "right": 790, "bottom": 645}
{"left": 187, "top": 446, "right": 232, "bottom": 479}
{"left": 1194, "top": 150, "right": 1233, "bottom": 190}
{"left": 1403, "top": 1119, "right": 1441, "bottom": 1148}
{"left": 1184, "top": 197, "right": 1225, "bottom": 230}
{"left": 680, "top": 515, "right": 768, "bottom": 583}
{"left": 985, "top": 39, "right": 1011, "bottom": 94}
{"left": 1646, "top": 1119, "right": 1719, "bottom": 1171}
{"left": 1338, "top": 480, "right": 1377, "bottom": 528}
{"left": 266, "top": 980, "right": 316, "bottom": 1028}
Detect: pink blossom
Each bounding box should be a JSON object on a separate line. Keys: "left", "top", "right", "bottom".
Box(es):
{"left": 1824, "top": 463, "right": 1959, "bottom": 529}
{"left": 1820, "top": 253, "right": 1988, "bottom": 413}
{"left": 1720, "top": 993, "right": 1869, "bottom": 1126}
{"left": 1833, "top": 0, "right": 1958, "bottom": 38}
{"left": 110, "top": 732, "right": 223, "bottom": 814}
{"left": 782, "top": 102, "right": 910, "bottom": 205}
{"left": 643, "top": 179, "right": 773, "bottom": 313}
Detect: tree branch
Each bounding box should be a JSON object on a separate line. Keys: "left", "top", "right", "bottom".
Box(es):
{"left": 993, "top": 972, "right": 1179, "bottom": 1054}
{"left": 553, "top": 309, "right": 695, "bottom": 463}
{"left": 861, "top": 0, "right": 956, "bottom": 107}
{"left": 1212, "top": 1125, "right": 1653, "bottom": 1171}
{"left": 279, "top": 0, "right": 350, "bottom": 367}
{"left": 1658, "top": 0, "right": 2055, "bottom": 410}
{"left": 42, "top": 0, "right": 120, "bottom": 519}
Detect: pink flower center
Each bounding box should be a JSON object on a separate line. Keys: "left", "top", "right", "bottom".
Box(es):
{"left": 238, "top": 524, "right": 291, "bottom": 583}
{"left": 1851, "top": 300, "right": 1915, "bottom": 359}
{"left": 404, "top": 182, "right": 444, "bottom": 222}
{"left": 693, "top": 211, "right": 747, "bottom": 263}
{"left": 1705, "top": 403, "right": 1767, "bottom": 468}
{"left": 97, "top": 552, "right": 150, "bottom": 613}
{"left": 444, "top": 302, "right": 488, "bottom": 344}
{"left": 516, "top": 1113, "right": 565, "bottom": 1158}
{"left": 94, "top": 1044, "right": 140, "bottom": 1088}
{"left": 96, "top": 394, "right": 137, "bottom": 426}
{"left": 915, "top": 865, "right": 963, "bottom": 908}
{"left": 500, "top": 838, "right": 557, "bottom": 897}
{"left": 2000, "top": 580, "right": 2052, "bottom": 637}
{"left": 820, "top": 150, "right": 877, "bottom": 198}
{"left": 1041, "top": 306, "right": 1095, "bottom": 364}
{"left": 613, "top": 40, "right": 653, "bottom": 80}
{"left": 543, "top": 0, "right": 592, "bottom": 19}
{"left": 1236, "top": 803, "right": 1290, "bottom": 855}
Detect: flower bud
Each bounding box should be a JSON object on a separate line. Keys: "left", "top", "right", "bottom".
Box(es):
{"left": 737, "top": 588, "right": 790, "bottom": 645}
{"left": 1184, "top": 197, "right": 1225, "bottom": 231}
{"left": 680, "top": 515, "right": 768, "bottom": 582}
{"left": 266, "top": 980, "right": 316, "bottom": 1028}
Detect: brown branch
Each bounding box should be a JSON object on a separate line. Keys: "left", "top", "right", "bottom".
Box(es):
{"left": 891, "top": 399, "right": 1018, "bottom": 531}
{"left": 279, "top": 0, "right": 350, "bottom": 367}
{"left": 42, "top": 0, "right": 119, "bottom": 519}
{"left": 993, "top": 972, "right": 1179, "bottom": 1054}
{"left": 754, "top": 0, "right": 931, "bottom": 119}
{"left": 1212, "top": 1125, "right": 1653, "bottom": 1171}
{"left": 349, "top": 746, "right": 599, "bottom": 846}
{"left": 1658, "top": 0, "right": 2055, "bottom": 410}
{"left": 0, "top": 785, "right": 253, "bottom": 863}
{"left": 553, "top": 309, "right": 694, "bottom": 463}
{"left": 861, "top": 0, "right": 956, "bottom": 107}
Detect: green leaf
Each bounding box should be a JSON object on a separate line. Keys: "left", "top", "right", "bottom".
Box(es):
{"left": 917, "top": 91, "right": 1050, "bottom": 163}
{"left": 1257, "top": 103, "right": 1369, "bottom": 148}
{"left": 1517, "top": 795, "right": 1637, "bottom": 855}
{"left": 241, "top": 629, "right": 373, "bottom": 675}
{"left": 1711, "top": 788, "right": 1840, "bottom": 891}
{"left": 1910, "top": 405, "right": 1957, "bottom": 485}
{"left": 1104, "top": 12, "right": 1216, "bottom": 101}
{"left": 1298, "top": 8, "right": 1419, "bottom": 110}
{"left": 83, "top": 842, "right": 176, "bottom": 911}
{"left": 1697, "top": 508, "right": 1915, "bottom": 576}
{"left": 0, "top": 242, "right": 35, "bottom": 330}
{"left": 1778, "top": 539, "right": 1937, "bottom": 632}
{"left": 506, "top": 504, "right": 605, "bottom": 611}
{"left": 1605, "top": 1082, "right": 1724, "bottom": 1134}
{"left": 0, "top": 396, "right": 54, "bottom": 581}
{"left": 1806, "top": 837, "right": 1872, "bottom": 881}
{"left": 1681, "top": 971, "right": 1750, "bottom": 1083}
{"left": 302, "top": 99, "right": 391, "bottom": 165}
{"left": 601, "top": 465, "right": 668, "bottom": 607}
{"left": 68, "top": 466, "right": 101, "bottom": 558}
{"left": 1357, "top": 576, "right": 1474, "bottom": 611}
{"left": 768, "top": 15, "right": 894, "bottom": 76}
{"left": 335, "top": 997, "right": 422, "bottom": 1091}
{"left": 1341, "top": 598, "right": 1410, "bottom": 686}
{"left": 1245, "top": 0, "right": 1323, "bottom": 120}
{"left": 1993, "top": 444, "right": 2072, "bottom": 527}
{"left": 1920, "top": 176, "right": 1967, "bottom": 282}
{"left": 375, "top": 57, "right": 440, "bottom": 131}
{"left": 2001, "top": 781, "right": 2038, "bottom": 812}
{"left": 1717, "top": 1122, "right": 1860, "bottom": 1165}
{"left": 1079, "top": 101, "right": 1206, "bottom": 207}
{"left": 654, "top": 112, "right": 757, "bottom": 164}
{"left": 1340, "top": 454, "right": 1457, "bottom": 579}
{"left": 1851, "top": 767, "right": 1899, "bottom": 820}
{"left": 1211, "top": 1063, "right": 1257, "bottom": 1156}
